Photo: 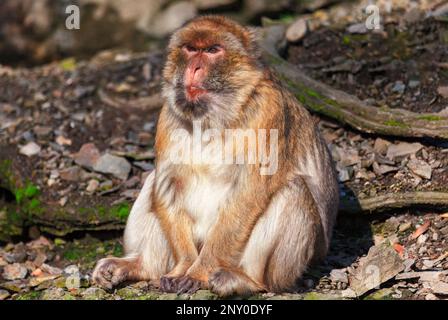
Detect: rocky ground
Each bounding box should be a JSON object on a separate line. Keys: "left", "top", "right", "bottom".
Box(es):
{"left": 1, "top": 0, "right": 448, "bottom": 300}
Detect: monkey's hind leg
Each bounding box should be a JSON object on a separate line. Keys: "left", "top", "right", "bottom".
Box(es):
{"left": 236, "top": 178, "right": 327, "bottom": 294}
{"left": 93, "top": 172, "right": 174, "bottom": 289}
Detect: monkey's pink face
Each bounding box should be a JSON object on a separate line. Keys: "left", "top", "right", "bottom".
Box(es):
{"left": 181, "top": 42, "right": 225, "bottom": 102}
{"left": 163, "top": 25, "right": 262, "bottom": 122}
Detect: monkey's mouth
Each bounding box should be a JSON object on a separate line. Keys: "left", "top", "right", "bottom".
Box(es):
{"left": 185, "top": 85, "right": 208, "bottom": 101}
{"left": 174, "top": 86, "right": 209, "bottom": 117}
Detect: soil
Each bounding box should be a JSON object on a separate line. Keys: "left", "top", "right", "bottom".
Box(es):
{"left": 287, "top": 17, "right": 448, "bottom": 113}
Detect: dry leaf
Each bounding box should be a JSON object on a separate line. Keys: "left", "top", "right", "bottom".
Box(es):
{"left": 410, "top": 220, "right": 430, "bottom": 240}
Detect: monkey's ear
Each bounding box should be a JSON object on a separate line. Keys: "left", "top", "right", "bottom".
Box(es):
{"left": 246, "top": 26, "right": 263, "bottom": 59}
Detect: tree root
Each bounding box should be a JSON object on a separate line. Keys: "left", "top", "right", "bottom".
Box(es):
{"left": 260, "top": 25, "right": 448, "bottom": 140}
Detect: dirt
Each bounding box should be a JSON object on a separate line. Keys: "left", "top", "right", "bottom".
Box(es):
{"left": 288, "top": 17, "right": 448, "bottom": 113}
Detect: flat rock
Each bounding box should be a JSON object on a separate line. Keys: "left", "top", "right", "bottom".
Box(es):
{"left": 349, "top": 242, "right": 404, "bottom": 297}
{"left": 2, "top": 263, "right": 28, "bottom": 280}
{"left": 19, "top": 142, "right": 41, "bottom": 157}
{"left": 59, "top": 166, "right": 83, "bottom": 182}
{"left": 0, "top": 289, "right": 10, "bottom": 300}
{"left": 386, "top": 142, "right": 423, "bottom": 160}
{"left": 330, "top": 269, "right": 349, "bottom": 284}
{"left": 407, "top": 159, "right": 432, "bottom": 179}
{"left": 431, "top": 281, "right": 448, "bottom": 295}
{"left": 437, "top": 86, "right": 448, "bottom": 99}
{"left": 93, "top": 153, "right": 131, "bottom": 180}
{"left": 81, "top": 287, "right": 108, "bottom": 300}
{"left": 73, "top": 143, "right": 100, "bottom": 169}
{"left": 286, "top": 18, "right": 308, "bottom": 43}
{"left": 373, "top": 138, "right": 391, "bottom": 155}
{"left": 346, "top": 23, "right": 368, "bottom": 34}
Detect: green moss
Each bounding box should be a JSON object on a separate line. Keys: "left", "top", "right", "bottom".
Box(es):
{"left": 364, "top": 288, "right": 394, "bottom": 300}
{"left": 384, "top": 119, "right": 409, "bottom": 128}
{"left": 59, "top": 57, "right": 77, "bottom": 71}
{"left": 110, "top": 203, "right": 130, "bottom": 221}
{"left": 342, "top": 35, "right": 351, "bottom": 45}
{"left": 15, "top": 291, "right": 41, "bottom": 300}
{"left": 417, "top": 115, "right": 444, "bottom": 121}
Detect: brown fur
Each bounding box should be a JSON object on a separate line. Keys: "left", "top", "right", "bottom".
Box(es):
{"left": 93, "top": 15, "right": 339, "bottom": 296}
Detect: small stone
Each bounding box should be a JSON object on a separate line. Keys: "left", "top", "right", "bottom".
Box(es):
{"left": 0, "top": 289, "right": 10, "bottom": 300}
{"left": 391, "top": 81, "right": 406, "bottom": 94}
{"left": 190, "top": 289, "right": 218, "bottom": 300}
{"left": 3, "top": 263, "right": 28, "bottom": 280}
{"left": 93, "top": 154, "right": 131, "bottom": 180}
{"left": 286, "top": 18, "right": 308, "bottom": 43}
{"left": 133, "top": 161, "right": 155, "bottom": 171}
{"left": 86, "top": 179, "right": 100, "bottom": 193}
{"left": 407, "top": 159, "right": 432, "bottom": 179}
{"left": 425, "top": 293, "right": 439, "bottom": 300}
{"left": 373, "top": 138, "right": 391, "bottom": 155}
{"left": 19, "top": 142, "right": 41, "bottom": 157}
{"left": 338, "top": 167, "right": 351, "bottom": 182}
{"left": 399, "top": 222, "right": 412, "bottom": 233}
{"left": 59, "top": 196, "right": 68, "bottom": 207}
{"left": 330, "top": 269, "right": 349, "bottom": 284}
{"left": 40, "top": 263, "right": 63, "bottom": 275}
{"left": 73, "top": 143, "right": 101, "bottom": 169}
{"left": 437, "top": 86, "right": 448, "bottom": 99}
{"left": 33, "top": 126, "right": 53, "bottom": 137}
{"left": 347, "top": 23, "right": 368, "bottom": 34}
{"left": 29, "top": 275, "right": 60, "bottom": 287}
{"left": 417, "top": 234, "right": 428, "bottom": 244}
{"left": 60, "top": 166, "right": 82, "bottom": 182}
{"left": 124, "top": 176, "right": 140, "bottom": 188}
{"left": 408, "top": 80, "right": 420, "bottom": 89}
{"left": 373, "top": 162, "right": 398, "bottom": 175}
{"left": 0, "top": 280, "right": 28, "bottom": 292}
{"left": 422, "top": 260, "right": 435, "bottom": 269}
{"left": 41, "top": 287, "right": 75, "bottom": 300}
{"left": 55, "top": 135, "right": 72, "bottom": 146}
{"left": 386, "top": 142, "right": 423, "bottom": 160}
{"left": 64, "top": 265, "right": 80, "bottom": 275}
{"left": 81, "top": 287, "right": 108, "bottom": 300}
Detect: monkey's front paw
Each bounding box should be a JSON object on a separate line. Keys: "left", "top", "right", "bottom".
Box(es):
{"left": 92, "top": 258, "right": 130, "bottom": 290}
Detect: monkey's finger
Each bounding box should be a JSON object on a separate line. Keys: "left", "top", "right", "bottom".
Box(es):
{"left": 176, "top": 276, "right": 201, "bottom": 295}
{"left": 160, "top": 276, "right": 177, "bottom": 293}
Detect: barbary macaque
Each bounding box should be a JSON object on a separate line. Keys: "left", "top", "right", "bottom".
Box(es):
{"left": 93, "top": 16, "right": 339, "bottom": 296}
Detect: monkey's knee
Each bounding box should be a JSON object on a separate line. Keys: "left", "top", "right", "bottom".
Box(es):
{"left": 209, "top": 268, "right": 265, "bottom": 297}
{"left": 92, "top": 257, "right": 139, "bottom": 290}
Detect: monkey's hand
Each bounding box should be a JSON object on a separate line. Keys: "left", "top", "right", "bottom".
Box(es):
{"left": 160, "top": 259, "right": 204, "bottom": 294}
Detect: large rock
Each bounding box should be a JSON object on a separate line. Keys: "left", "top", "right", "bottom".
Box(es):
{"left": 93, "top": 153, "right": 131, "bottom": 180}
{"left": 141, "top": 1, "right": 197, "bottom": 38}
{"left": 349, "top": 242, "right": 404, "bottom": 297}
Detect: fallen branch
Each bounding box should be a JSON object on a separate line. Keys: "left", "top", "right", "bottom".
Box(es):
{"left": 340, "top": 191, "right": 448, "bottom": 214}
{"left": 260, "top": 25, "right": 448, "bottom": 140}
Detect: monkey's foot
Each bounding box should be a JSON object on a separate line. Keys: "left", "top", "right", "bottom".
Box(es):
{"left": 159, "top": 276, "right": 182, "bottom": 293}
{"left": 160, "top": 275, "right": 204, "bottom": 294}
{"left": 92, "top": 257, "right": 133, "bottom": 290}
{"left": 209, "top": 269, "right": 265, "bottom": 297}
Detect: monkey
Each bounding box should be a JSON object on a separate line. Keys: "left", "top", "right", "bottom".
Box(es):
{"left": 92, "top": 15, "right": 339, "bottom": 297}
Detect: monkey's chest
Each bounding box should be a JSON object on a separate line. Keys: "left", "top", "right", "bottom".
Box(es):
{"left": 183, "top": 175, "right": 232, "bottom": 244}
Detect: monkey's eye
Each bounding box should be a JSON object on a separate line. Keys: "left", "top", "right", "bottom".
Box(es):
{"left": 205, "top": 45, "right": 222, "bottom": 54}
{"left": 184, "top": 45, "right": 197, "bottom": 53}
